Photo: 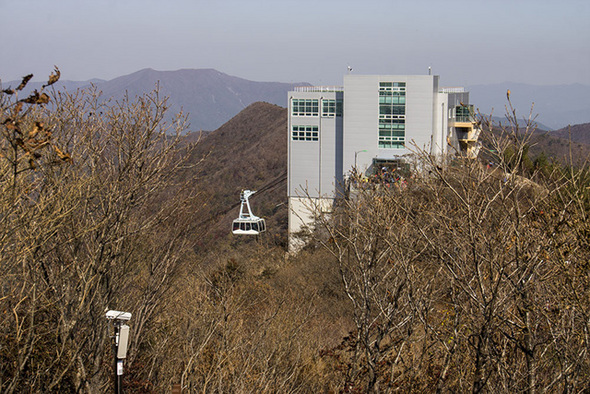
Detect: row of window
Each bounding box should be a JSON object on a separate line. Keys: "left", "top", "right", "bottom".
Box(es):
{"left": 292, "top": 99, "right": 318, "bottom": 116}
{"left": 378, "top": 140, "right": 405, "bottom": 149}
{"left": 291, "top": 125, "right": 319, "bottom": 141}
{"left": 291, "top": 82, "right": 407, "bottom": 149}
{"left": 291, "top": 99, "right": 343, "bottom": 117}
{"left": 322, "top": 99, "right": 343, "bottom": 117}
{"left": 379, "top": 105, "right": 405, "bottom": 115}
{"left": 379, "top": 82, "right": 406, "bottom": 89}
{"left": 379, "top": 94, "right": 406, "bottom": 104}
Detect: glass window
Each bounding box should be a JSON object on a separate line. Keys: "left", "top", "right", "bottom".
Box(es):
{"left": 455, "top": 105, "right": 473, "bottom": 122}
{"left": 292, "top": 99, "right": 319, "bottom": 116}
{"left": 291, "top": 125, "right": 319, "bottom": 141}
{"left": 379, "top": 82, "right": 406, "bottom": 149}
{"left": 321, "top": 99, "right": 343, "bottom": 117}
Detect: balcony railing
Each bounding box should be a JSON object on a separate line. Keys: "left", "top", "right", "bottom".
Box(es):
{"left": 455, "top": 115, "right": 472, "bottom": 122}
{"left": 440, "top": 87, "right": 465, "bottom": 93}
{"left": 294, "top": 86, "right": 344, "bottom": 93}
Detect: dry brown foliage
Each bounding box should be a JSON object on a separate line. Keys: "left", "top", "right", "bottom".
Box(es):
{"left": 2, "top": 72, "right": 588, "bottom": 393}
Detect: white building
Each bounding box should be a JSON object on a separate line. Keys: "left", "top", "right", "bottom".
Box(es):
{"left": 287, "top": 74, "right": 480, "bottom": 251}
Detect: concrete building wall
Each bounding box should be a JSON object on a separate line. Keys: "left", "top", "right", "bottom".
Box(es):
{"left": 447, "top": 91, "right": 470, "bottom": 108}
{"left": 403, "top": 75, "right": 437, "bottom": 154}
{"left": 287, "top": 196, "right": 333, "bottom": 252}
{"left": 318, "top": 115, "right": 344, "bottom": 197}
{"left": 288, "top": 90, "right": 343, "bottom": 252}
{"left": 433, "top": 92, "right": 449, "bottom": 156}
{"left": 342, "top": 75, "right": 379, "bottom": 174}
{"left": 288, "top": 90, "right": 343, "bottom": 199}
{"left": 342, "top": 75, "right": 442, "bottom": 174}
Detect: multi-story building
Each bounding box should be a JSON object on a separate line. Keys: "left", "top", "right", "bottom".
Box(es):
{"left": 287, "top": 73, "right": 480, "bottom": 251}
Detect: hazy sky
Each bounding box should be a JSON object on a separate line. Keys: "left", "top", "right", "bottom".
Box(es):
{"left": 1, "top": 0, "right": 589, "bottom": 87}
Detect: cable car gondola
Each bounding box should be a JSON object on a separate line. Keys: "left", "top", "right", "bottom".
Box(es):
{"left": 232, "top": 190, "right": 266, "bottom": 235}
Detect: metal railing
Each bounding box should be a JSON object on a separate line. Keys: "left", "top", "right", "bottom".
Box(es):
{"left": 455, "top": 115, "right": 472, "bottom": 122}
{"left": 294, "top": 86, "right": 344, "bottom": 93}
{"left": 439, "top": 87, "right": 465, "bottom": 93}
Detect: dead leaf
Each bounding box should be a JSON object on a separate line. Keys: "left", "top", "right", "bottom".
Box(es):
{"left": 13, "top": 102, "right": 23, "bottom": 115}
{"left": 53, "top": 145, "right": 72, "bottom": 163}
{"left": 16, "top": 74, "right": 34, "bottom": 91}
{"left": 20, "top": 91, "right": 50, "bottom": 105}
{"left": 43, "top": 66, "right": 60, "bottom": 88}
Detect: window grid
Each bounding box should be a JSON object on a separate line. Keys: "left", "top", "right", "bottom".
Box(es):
{"left": 321, "top": 99, "right": 343, "bottom": 117}
{"left": 292, "top": 99, "right": 319, "bottom": 116}
{"left": 454, "top": 105, "right": 473, "bottom": 122}
{"left": 379, "top": 82, "right": 406, "bottom": 149}
{"left": 291, "top": 125, "right": 319, "bottom": 141}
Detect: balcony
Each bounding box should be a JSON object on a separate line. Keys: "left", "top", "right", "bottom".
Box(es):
{"left": 455, "top": 124, "right": 482, "bottom": 159}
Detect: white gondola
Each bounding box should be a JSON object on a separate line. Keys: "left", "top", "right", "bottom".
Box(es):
{"left": 232, "top": 190, "right": 266, "bottom": 235}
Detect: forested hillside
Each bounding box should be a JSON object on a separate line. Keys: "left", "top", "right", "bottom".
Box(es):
{"left": 1, "top": 71, "right": 589, "bottom": 392}
{"left": 551, "top": 122, "right": 590, "bottom": 144}
{"left": 182, "top": 101, "right": 288, "bottom": 248}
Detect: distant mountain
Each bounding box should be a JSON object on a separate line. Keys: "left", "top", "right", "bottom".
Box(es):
{"left": 5, "top": 70, "right": 588, "bottom": 134}
{"left": 549, "top": 123, "right": 590, "bottom": 145}
{"left": 3, "top": 68, "right": 308, "bottom": 132}
{"left": 468, "top": 82, "right": 590, "bottom": 130}
{"left": 0, "top": 78, "right": 106, "bottom": 95}
{"left": 488, "top": 115, "right": 553, "bottom": 132}
{"left": 528, "top": 131, "right": 590, "bottom": 166}
{"left": 98, "top": 68, "right": 309, "bottom": 131}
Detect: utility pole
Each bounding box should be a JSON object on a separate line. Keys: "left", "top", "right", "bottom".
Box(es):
{"left": 106, "top": 310, "right": 132, "bottom": 394}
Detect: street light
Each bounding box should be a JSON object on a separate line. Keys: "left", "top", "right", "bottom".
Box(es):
{"left": 354, "top": 150, "right": 368, "bottom": 169}
{"left": 106, "top": 310, "right": 132, "bottom": 394}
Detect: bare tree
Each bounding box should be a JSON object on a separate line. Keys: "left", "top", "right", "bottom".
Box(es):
{"left": 308, "top": 96, "right": 590, "bottom": 392}
{"left": 0, "top": 71, "right": 198, "bottom": 392}
{"left": 309, "top": 176, "right": 440, "bottom": 392}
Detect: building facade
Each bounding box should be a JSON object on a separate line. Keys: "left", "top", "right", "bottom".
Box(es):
{"left": 287, "top": 74, "right": 479, "bottom": 251}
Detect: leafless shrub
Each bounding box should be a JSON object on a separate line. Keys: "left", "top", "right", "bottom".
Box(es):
{"left": 0, "top": 70, "right": 197, "bottom": 392}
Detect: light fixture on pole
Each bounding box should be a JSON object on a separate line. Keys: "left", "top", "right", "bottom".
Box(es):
{"left": 354, "top": 150, "right": 367, "bottom": 169}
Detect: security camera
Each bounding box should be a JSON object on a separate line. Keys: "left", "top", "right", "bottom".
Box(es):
{"left": 105, "top": 310, "right": 132, "bottom": 321}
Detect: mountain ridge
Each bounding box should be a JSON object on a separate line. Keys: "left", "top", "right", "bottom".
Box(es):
{"left": 2, "top": 68, "right": 309, "bottom": 132}
{"left": 468, "top": 81, "right": 590, "bottom": 130}
{"left": 3, "top": 69, "right": 588, "bottom": 131}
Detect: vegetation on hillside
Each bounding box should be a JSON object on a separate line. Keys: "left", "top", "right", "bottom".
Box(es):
{"left": 0, "top": 69, "right": 201, "bottom": 392}
{"left": 1, "top": 71, "right": 588, "bottom": 392}
{"left": 182, "top": 101, "right": 288, "bottom": 249}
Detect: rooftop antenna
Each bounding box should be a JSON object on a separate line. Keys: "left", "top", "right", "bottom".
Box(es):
{"left": 428, "top": 66, "right": 432, "bottom": 75}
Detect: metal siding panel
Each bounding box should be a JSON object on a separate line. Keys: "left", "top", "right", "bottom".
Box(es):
{"left": 405, "top": 76, "right": 435, "bottom": 153}
{"left": 288, "top": 90, "right": 341, "bottom": 199}
{"left": 344, "top": 75, "right": 437, "bottom": 170}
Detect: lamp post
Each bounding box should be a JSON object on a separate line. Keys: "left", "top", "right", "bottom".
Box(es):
{"left": 354, "top": 150, "right": 367, "bottom": 170}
